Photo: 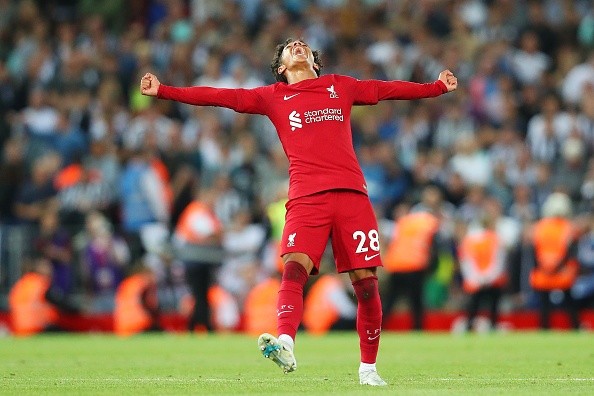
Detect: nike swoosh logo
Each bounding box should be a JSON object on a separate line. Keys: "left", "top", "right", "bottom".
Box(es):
{"left": 364, "top": 253, "right": 380, "bottom": 261}
{"left": 367, "top": 334, "right": 380, "bottom": 341}
{"left": 277, "top": 310, "right": 292, "bottom": 316}
{"left": 283, "top": 93, "right": 300, "bottom": 100}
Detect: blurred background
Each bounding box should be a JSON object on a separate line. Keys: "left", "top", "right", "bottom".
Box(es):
{"left": 1, "top": 0, "right": 594, "bottom": 336}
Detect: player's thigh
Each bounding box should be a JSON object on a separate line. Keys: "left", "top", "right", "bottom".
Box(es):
{"left": 280, "top": 193, "right": 333, "bottom": 274}
{"left": 332, "top": 191, "right": 382, "bottom": 272}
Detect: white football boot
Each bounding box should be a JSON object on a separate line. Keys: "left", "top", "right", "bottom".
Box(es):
{"left": 257, "top": 333, "right": 297, "bottom": 374}
{"left": 359, "top": 369, "right": 388, "bottom": 386}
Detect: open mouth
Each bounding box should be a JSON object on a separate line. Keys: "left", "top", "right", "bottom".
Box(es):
{"left": 292, "top": 46, "right": 306, "bottom": 57}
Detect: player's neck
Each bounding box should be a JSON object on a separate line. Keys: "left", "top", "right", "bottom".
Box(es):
{"left": 285, "top": 68, "right": 318, "bottom": 85}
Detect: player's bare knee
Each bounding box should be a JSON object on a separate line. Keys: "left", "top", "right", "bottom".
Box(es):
{"left": 349, "top": 267, "right": 377, "bottom": 282}
{"left": 282, "top": 253, "right": 313, "bottom": 274}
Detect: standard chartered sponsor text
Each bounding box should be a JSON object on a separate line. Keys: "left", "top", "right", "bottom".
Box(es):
{"left": 304, "top": 108, "right": 344, "bottom": 123}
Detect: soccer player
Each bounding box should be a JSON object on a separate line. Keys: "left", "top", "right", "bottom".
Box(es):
{"left": 140, "top": 38, "right": 457, "bottom": 386}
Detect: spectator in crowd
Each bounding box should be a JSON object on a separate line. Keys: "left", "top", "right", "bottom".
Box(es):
{"left": 80, "top": 211, "right": 129, "bottom": 312}
{"left": 13, "top": 154, "right": 60, "bottom": 225}
{"left": 574, "top": 214, "right": 594, "bottom": 307}
{"left": 526, "top": 92, "right": 574, "bottom": 156}
{"left": 562, "top": 53, "right": 594, "bottom": 107}
{"left": 509, "top": 184, "right": 538, "bottom": 225}
{"left": 510, "top": 29, "right": 550, "bottom": 86}
{"left": 21, "top": 87, "right": 59, "bottom": 138}
{"left": 218, "top": 209, "right": 266, "bottom": 305}
{"left": 51, "top": 111, "right": 87, "bottom": 166}
{"left": 449, "top": 137, "right": 492, "bottom": 187}
{"left": 433, "top": 96, "right": 475, "bottom": 152}
{"left": 552, "top": 137, "right": 588, "bottom": 201}
{"left": 34, "top": 209, "right": 73, "bottom": 296}
{"left": 119, "top": 147, "right": 170, "bottom": 259}
{"left": 212, "top": 172, "right": 248, "bottom": 228}
{"left": 533, "top": 163, "right": 554, "bottom": 216}
{"left": 57, "top": 163, "right": 113, "bottom": 229}
{"left": 0, "top": 138, "right": 26, "bottom": 221}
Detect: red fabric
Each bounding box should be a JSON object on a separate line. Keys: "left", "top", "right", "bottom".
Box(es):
{"left": 352, "top": 276, "right": 382, "bottom": 364}
{"left": 276, "top": 261, "right": 309, "bottom": 339}
{"left": 280, "top": 190, "right": 382, "bottom": 274}
{"left": 157, "top": 75, "right": 446, "bottom": 200}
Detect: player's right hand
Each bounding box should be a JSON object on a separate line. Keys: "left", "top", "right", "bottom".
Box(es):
{"left": 140, "top": 73, "right": 160, "bottom": 97}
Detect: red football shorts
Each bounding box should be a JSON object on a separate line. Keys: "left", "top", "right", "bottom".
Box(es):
{"left": 280, "top": 189, "right": 383, "bottom": 274}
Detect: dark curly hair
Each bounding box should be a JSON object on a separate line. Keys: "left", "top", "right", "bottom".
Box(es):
{"left": 270, "top": 38, "right": 323, "bottom": 83}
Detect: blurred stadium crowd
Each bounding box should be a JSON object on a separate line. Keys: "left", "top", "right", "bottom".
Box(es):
{"left": 2, "top": 0, "right": 594, "bottom": 333}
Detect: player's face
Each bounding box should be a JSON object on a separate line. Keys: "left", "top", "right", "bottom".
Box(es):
{"left": 279, "top": 40, "right": 318, "bottom": 71}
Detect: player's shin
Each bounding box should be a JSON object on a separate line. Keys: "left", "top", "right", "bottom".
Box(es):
{"left": 352, "top": 275, "right": 382, "bottom": 364}
{"left": 276, "top": 261, "right": 309, "bottom": 341}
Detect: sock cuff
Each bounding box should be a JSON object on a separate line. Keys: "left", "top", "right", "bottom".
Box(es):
{"left": 282, "top": 261, "right": 309, "bottom": 286}
{"left": 351, "top": 275, "right": 378, "bottom": 287}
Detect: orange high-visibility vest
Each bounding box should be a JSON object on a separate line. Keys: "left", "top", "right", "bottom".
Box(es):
{"left": 174, "top": 201, "right": 222, "bottom": 244}
{"left": 384, "top": 212, "right": 439, "bottom": 273}
{"left": 459, "top": 230, "right": 507, "bottom": 293}
{"left": 530, "top": 218, "right": 578, "bottom": 291}
{"left": 243, "top": 278, "right": 280, "bottom": 336}
{"left": 207, "top": 285, "right": 239, "bottom": 331}
{"left": 8, "top": 273, "right": 59, "bottom": 336}
{"left": 303, "top": 275, "right": 341, "bottom": 335}
{"left": 114, "top": 273, "right": 157, "bottom": 336}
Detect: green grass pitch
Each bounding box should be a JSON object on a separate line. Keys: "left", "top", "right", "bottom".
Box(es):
{"left": 2, "top": 332, "right": 594, "bottom": 395}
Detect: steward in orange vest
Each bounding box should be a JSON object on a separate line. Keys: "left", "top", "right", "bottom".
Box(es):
{"left": 243, "top": 277, "right": 280, "bottom": 336}
{"left": 9, "top": 258, "right": 79, "bottom": 336}
{"left": 382, "top": 207, "right": 440, "bottom": 331}
{"left": 173, "top": 189, "right": 223, "bottom": 332}
{"left": 458, "top": 223, "right": 507, "bottom": 331}
{"left": 529, "top": 192, "right": 580, "bottom": 330}
{"left": 303, "top": 274, "right": 356, "bottom": 335}
{"left": 114, "top": 265, "right": 160, "bottom": 336}
{"left": 208, "top": 285, "right": 240, "bottom": 331}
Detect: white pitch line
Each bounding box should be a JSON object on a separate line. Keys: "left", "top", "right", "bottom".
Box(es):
{"left": 433, "top": 378, "right": 594, "bottom": 382}
{"left": 4, "top": 377, "right": 334, "bottom": 383}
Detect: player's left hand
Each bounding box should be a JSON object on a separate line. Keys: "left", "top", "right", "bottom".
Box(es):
{"left": 438, "top": 70, "right": 458, "bottom": 92}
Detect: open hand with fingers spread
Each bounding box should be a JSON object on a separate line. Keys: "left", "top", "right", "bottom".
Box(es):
{"left": 438, "top": 70, "right": 458, "bottom": 92}
{"left": 140, "top": 73, "right": 160, "bottom": 97}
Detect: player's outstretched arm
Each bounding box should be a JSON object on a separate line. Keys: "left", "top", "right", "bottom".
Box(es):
{"left": 140, "top": 73, "right": 160, "bottom": 97}
{"left": 138, "top": 74, "right": 269, "bottom": 115}
{"left": 438, "top": 70, "right": 458, "bottom": 92}
{"left": 354, "top": 71, "right": 459, "bottom": 104}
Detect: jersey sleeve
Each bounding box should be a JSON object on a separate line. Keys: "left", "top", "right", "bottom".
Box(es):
{"left": 157, "top": 84, "right": 272, "bottom": 115}
{"left": 346, "top": 76, "right": 448, "bottom": 105}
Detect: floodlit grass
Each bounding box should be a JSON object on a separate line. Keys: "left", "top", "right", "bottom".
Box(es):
{"left": 1, "top": 331, "right": 593, "bottom": 395}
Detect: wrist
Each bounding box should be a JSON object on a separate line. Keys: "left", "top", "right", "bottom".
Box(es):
{"left": 436, "top": 79, "right": 448, "bottom": 93}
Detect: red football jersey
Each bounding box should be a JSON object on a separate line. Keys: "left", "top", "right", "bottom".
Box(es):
{"left": 158, "top": 74, "right": 447, "bottom": 199}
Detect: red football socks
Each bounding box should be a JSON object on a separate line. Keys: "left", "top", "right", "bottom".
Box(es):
{"left": 352, "top": 276, "right": 382, "bottom": 364}
{"left": 276, "top": 261, "right": 309, "bottom": 339}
